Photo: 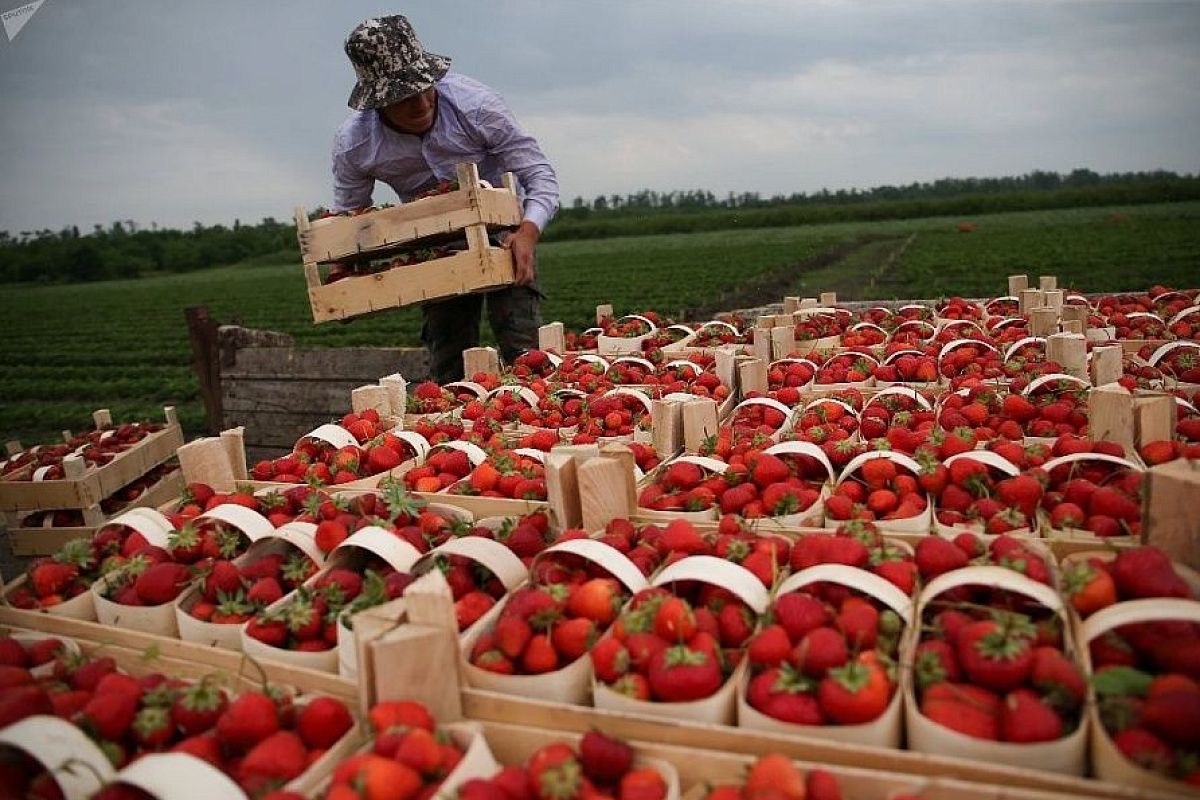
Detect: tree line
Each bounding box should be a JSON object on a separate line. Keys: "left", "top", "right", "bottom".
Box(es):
{"left": 2, "top": 169, "right": 1198, "bottom": 283}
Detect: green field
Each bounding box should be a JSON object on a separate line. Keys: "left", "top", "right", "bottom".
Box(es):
{"left": 1, "top": 201, "right": 1198, "bottom": 445}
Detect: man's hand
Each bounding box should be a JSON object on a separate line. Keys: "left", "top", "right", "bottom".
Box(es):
{"left": 501, "top": 220, "right": 540, "bottom": 286}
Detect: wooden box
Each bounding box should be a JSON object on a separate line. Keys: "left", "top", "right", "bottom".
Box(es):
{"left": 296, "top": 162, "right": 522, "bottom": 322}
{"left": 0, "top": 407, "right": 183, "bottom": 513}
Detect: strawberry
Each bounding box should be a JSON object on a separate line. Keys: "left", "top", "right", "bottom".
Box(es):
{"left": 648, "top": 644, "right": 723, "bottom": 702}
{"left": 836, "top": 597, "right": 878, "bottom": 650}
{"left": 773, "top": 592, "right": 828, "bottom": 642}
{"left": 914, "top": 536, "right": 968, "bottom": 580}
{"left": 619, "top": 768, "right": 667, "bottom": 800}
{"left": 132, "top": 705, "right": 174, "bottom": 749}
{"left": 792, "top": 627, "right": 848, "bottom": 678}
{"left": 817, "top": 655, "right": 891, "bottom": 724}
{"left": 805, "top": 769, "right": 843, "bottom": 800}
{"left": 239, "top": 730, "right": 309, "bottom": 789}
{"left": 1111, "top": 547, "right": 1191, "bottom": 600}
{"left": 744, "top": 753, "right": 807, "bottom": 800}
{"left": 552, "top": 618, "right": 597, "bottom": 662}
{"left": 748, "top": 665, "right": 823, "bottom": 724}
{"left": 171, "top": 678, "right": 228, "bottom": 736}
{"left": 216, "top": 690, "right": 279, "bottom": 751}
{"left": 914, "top": 639, "right": 961, "bottom": 690}
{"left": 522, "top": 634, "right": 559, "bottom": 674}
{"left": 80, "top": 676, "right": 141, "bottom": 740}
{"left": 0, "top": 684, "right": 53, "bottom": 728}
{"left": 956, "top": 615, "right": 1036, "bottom": 693}
{"left": 29, "top": 561, "right": 79, "bottom": 598}
{"left": 747, "top": 624, "right": 793, "bottom": 669}
{"left": 1001, "top": 688, "right": 1063, "bottom": 743}
{"left": 134, "top": 562, "right": 193, "bottom": 605}
{"left": 1113, "top": 728, "right": 1174, "bottom": 772}
{"left": 1141, "top": 688, "right": 1200, "bottom": 749}
{"left": 496, "top": 616, "right": 534, "bottom": 660}
{"left": 395, "top": 727, "right": 442, "bottom": 775}
{"left": 653, "top": 597, "right": 697, "bottom": 642}
{"left": 296, "top": 696, "right": 353, "bottom": 750}
{"left": 921, "top": 682, "right": 1000, "bottom": 740}
{"left": 591, "top": 637, "right": 630, "bottom": 684}
{"left": 567, "top": 578, "right": 622, "bottom": 626}
{"left": 579, "top": 729, "right": 634, "bottom": 783}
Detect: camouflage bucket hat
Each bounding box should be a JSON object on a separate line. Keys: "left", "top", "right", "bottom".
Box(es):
{"left": 345, "top": 15, "right": 451, "bottom": 111}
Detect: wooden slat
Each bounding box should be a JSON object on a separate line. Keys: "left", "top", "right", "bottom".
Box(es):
{"left": 222, "top": 378, "right": 360, "bottom": 414}
{"left": 223, "top": 347, "right": 425, "bottom": 381}
{"left": 461, "top": 691, "right": 1182, "bottom": 800}
{"left": 308, "top": 248, "right": 515, "bottom": 323}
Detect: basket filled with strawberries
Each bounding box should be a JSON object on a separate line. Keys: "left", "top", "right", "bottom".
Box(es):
{"left": 903, "top": 564, "right": 1088, "bottom": 775}
{"left": 91, "top": 505, "right": 269, "bottom": 637}
{"left": 411, "top": 531, "right": 530, "bottom": 637}
{"left": 2, "top": 508, "right": 173, "bottom": 620}
{"left": 1081, "top": 596, "right": 1200, "bottom": 793}
{"left": 461, "top": 537, "right": 650, "bottom": 703}
{"left": 408, "top": 442, "right": 551, "bottom": 519}
{"left": 1037, "top": 451, "right": 1144, "bottom": 542}
{"left": 737, "top": 557, "right": 913, "bottom": 746}
{"left": 930, "top": 450, "right": 1039, "bottom": 538}
{"left": 0, "top": 715, "right": 116, "bottom": 800}
{"left": 597, "top": 313, "right": 665, "bottom": 357}
{"left": 240, "top": 524, "right": 425, "bottom": 672}
{"left": 174, "top": 520, "right": 325, "bottom": 651}
{"left": 823, "top": 451, "right": 932, "bottom": 534}
{"left": 591, "top": 554, "right": 770, "bottom": 724}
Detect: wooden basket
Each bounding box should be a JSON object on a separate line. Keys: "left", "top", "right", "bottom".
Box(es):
{"left": 297, "top": 163, "right": 522, "bottom": 322}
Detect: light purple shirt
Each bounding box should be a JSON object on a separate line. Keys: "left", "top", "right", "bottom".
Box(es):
{"left": 331, "top": 72, "right": 559, "bottom": 231}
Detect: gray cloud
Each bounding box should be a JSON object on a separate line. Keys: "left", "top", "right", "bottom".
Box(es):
{"left": 1, "top": 0, "right": 1197, "bottom": 233}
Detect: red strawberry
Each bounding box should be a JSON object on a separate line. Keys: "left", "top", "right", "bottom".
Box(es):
{"left": 134, "top": 562, "right": 193, "bottom": 605}
{"left": 591, "top": 637, "right": 630, "bottom": 684}
{"left": 172, "top": 678, "right": 228, "bottom": 736}
{"left": 1110, "top": 547, "right": 1191, "bottom": 600}
{"left": 914, "top": 536, "right": 968, "bottom": 580}
{"left": 835, "top": 597, "right": 878, "bottom": 650}
{"left": 914, "top": 639, "right": 961, "bottom": 690}
{"left": 296, "top": 696, "right": 353, "bottom": 750}
{"left": 1113, "top": 728, "right": 1174, "bottom": 772}
{"left": 653, "top": 596, "right": 697, "bottom": 642}
{"left": 921, "top": 682, "right": 1000, "bottom": 740}
{"left": 1030, "top": 647, "right": 1085, "bottom": 711}
{"left": 817, "top": 655, "right": 891, "bottom": 724}
{"left": 80, "top": 675, "right": 141, "bottom": 740}
{"left": 0, "top": 684, "right": 53, "bottom": 728}
{"left": 792, "top": 626, "right": 848, "bottom": 678}
{"left": 522, "top": 634, "right": 559, "bottom": 674}
{"left": 1001, "top": 688, "right": 1063, "bottom": 743}
{"left": 579, "top": 729, "right": 634, "bottom": 784}
{"left": 748, "top": 666, "right": 823, "bottom": 725}
{"left": 239, "top": 730, "right": 309, "bottom": 789}
{"left": 216, "top": 690, "right": 279, "bottom": 751}
{"left": 956, "top": 616, "right": 1035, "bottom": 693}
{"left": 495, "top": 616, "right": 534, "bottom": 661}
{"left": 773, "top": 592, "right": 829, "bottom": 642}
{"left": 748, "top": 625, "right": 793, "bottom": 669}
{"left": 805, "top": 769, "right": 843, "bottom": 800}
{"left": 647, "top": 644, "right": 723, "bottom": 702}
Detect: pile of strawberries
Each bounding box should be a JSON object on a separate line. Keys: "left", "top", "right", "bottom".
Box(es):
{"left": 824, "top": 455, "right": 928, "bottom": 526}
{"left": 789, "top": 523, "right": 918, "bottom": 595}
{"left": 469, "top": 575, "right": 628, "bottom": 676}
{"left": 575, "top": 391, "right": 652, "bottom": 439}
{"left": 1040, "top": 451, "right": 1142, "bottom": 538}
{"left": 1063, "top": 546, "right": 1193, "bottom": 618}
{"left": 591, "top": 581, "right": 756, "bottom": 704}
{"left": 2, "top": 419, "right": 165, "bottom": 478}
{"left": 244, "top": 567, "right": 383, "bottom": 653}
{"left": 185, "top": 544, "right": 319, "bottom": 625}
{"left": 459, "top": 728, "right": 669, "bottom": 800}
{"left": 913, "top": 533, "right": 1053, "bottom": 586}
{"left": 250, "top": 411, "right": 420, "bottom": 486}
{"left": 321, "top": 700, "right": 465, "bottom": 800}
{"left": 0, "top": 643, "right": 353, "bottom": 798}
{"left": 913, "top": 594, "right": 1086, "bottom": 745}
{"left": 701, "top": 753, "right": 859, "bottom": 800}
{"left": 927, "top": 454, "right": 1043, "bottom": 535}
{"left": 745, "top": 581, "right": 903, "bottom": 727}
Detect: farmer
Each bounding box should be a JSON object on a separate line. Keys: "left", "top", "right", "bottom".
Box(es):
{"left": 330, "top": 15, "right": 559, "bottom": 382}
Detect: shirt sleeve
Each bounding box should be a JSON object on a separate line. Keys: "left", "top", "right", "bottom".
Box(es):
{"left": 474, "top": 95, "right": 560, "bottom": 232}
{"left": 331, "top": 132, "right": 375, "bottom": 213}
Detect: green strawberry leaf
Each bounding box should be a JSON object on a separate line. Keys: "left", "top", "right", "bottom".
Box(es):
{"left": 1091, "top": 666, "right": 1153, "bottom": 697}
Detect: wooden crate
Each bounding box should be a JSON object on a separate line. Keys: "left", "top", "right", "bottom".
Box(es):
{"left": 5, "top": 467, "right": 184, "bottom": 557}
{"left": 296, "top": 163, "right": 523, "bottom": 323}
{"left": 0, "top": 407, "right": 183, "bottom": 513}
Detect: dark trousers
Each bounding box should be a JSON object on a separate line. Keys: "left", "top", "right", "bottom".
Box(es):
{"left": 421, "top": 283, "right": 543, "bottom": 383}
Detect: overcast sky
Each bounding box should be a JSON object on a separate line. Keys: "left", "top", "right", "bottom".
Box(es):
{"left": 1, "top": 0, "right": 1198, "bottom": 234}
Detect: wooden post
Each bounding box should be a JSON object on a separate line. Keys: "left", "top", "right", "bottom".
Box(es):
{"left": 463, "top": 347, "right": 500, "bottom": 377}
{"left": 1133, "top": 392, "right": 1177, "bottom": 448}
{"left": 544, "top": 451, "right": 582, "bottom": 530}
{"left": 1043, "top": 289, "right": 1064, "bottom": 312}
{"left": 4, "top": 442, "right": 20, "bottom": 457}
{"left": 1030, "top": 308, "right": 1058, "bottom": 337}
{"left": 185, "top": 305, "right": 224, "bottom": 435}
{"left": 737, "top": 358, "right": 768, "bottom": 397}
{"left": 595, "top": 304, "right": 614, "bottom": 325}
{"left": 1061, "top": 304, "right": 1088, "bottom": 325}
{"left": 650, "top": 399, "right": 682, "bottom": 458}
{"left": 92, "top": 409, "right": 112, "bottom": 428}
{"left": 1019, "top": 289, "right": 1043, "bottom": 314}
{"left": 379, "top": 374, "right": 407, "bottom": 418}
{"left": 351, "top": 385, "right": 391, "bottom": 417}
{"left": 1060, "top": 319, "right": 1083, "bottom": 335}
{"left": 1090, "top": 345, "right": 1124, "bottom": 387}
{"left": 600, "top": 443, "right": 639, "bottom": 513}
{"left": 176, "top": 436, "right": 237, "bottom": 492}
{"left": 770, "top": 327, "right": 795, "bottom": 360}
{"left": 713, "top": 347, "right": 738, "bottom": 395}
{"left": 751, "top": 328, "right": 772, "bottom": 361}
{"left": 1144, "top": 459, "right": 1200, "bottom": 568}
{"left": 578, "top": 457, "right": 634, "bottom": 532}
{"left": 1038, "top": 275, "right": 1058, "bottom": 291}
{"left": 681, "top": 398, "right": 719, "bottom": 453}
{"left": 1046, "top": 333, "right": 1087, "bottom": 378}
{"left": 219, "top": 427, "right": 248, "bottom": 481}
{"left": 1087, "top": 385, "right": 1134, "bottom": 454}
{"left": 782, "top": 297, "right": 801, "bottom": 314}
{"left": 62, "top": 454, "right": 86, "bottom": 480}
{"left": 799, "top": 297, "right": 819, "bottom": 309}
{"left": 538, "top": 322, "right": 566, "bottom": 353}
{"left": 819, "top": 291, "right": 838, "bottom": 307}
{"left": 1007, "top": 275, "right": 1028, "bottom": 295}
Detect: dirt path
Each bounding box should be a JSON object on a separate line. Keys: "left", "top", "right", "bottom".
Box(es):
{"left": 681, "top": 233, "right": 908, "bottom": 319}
